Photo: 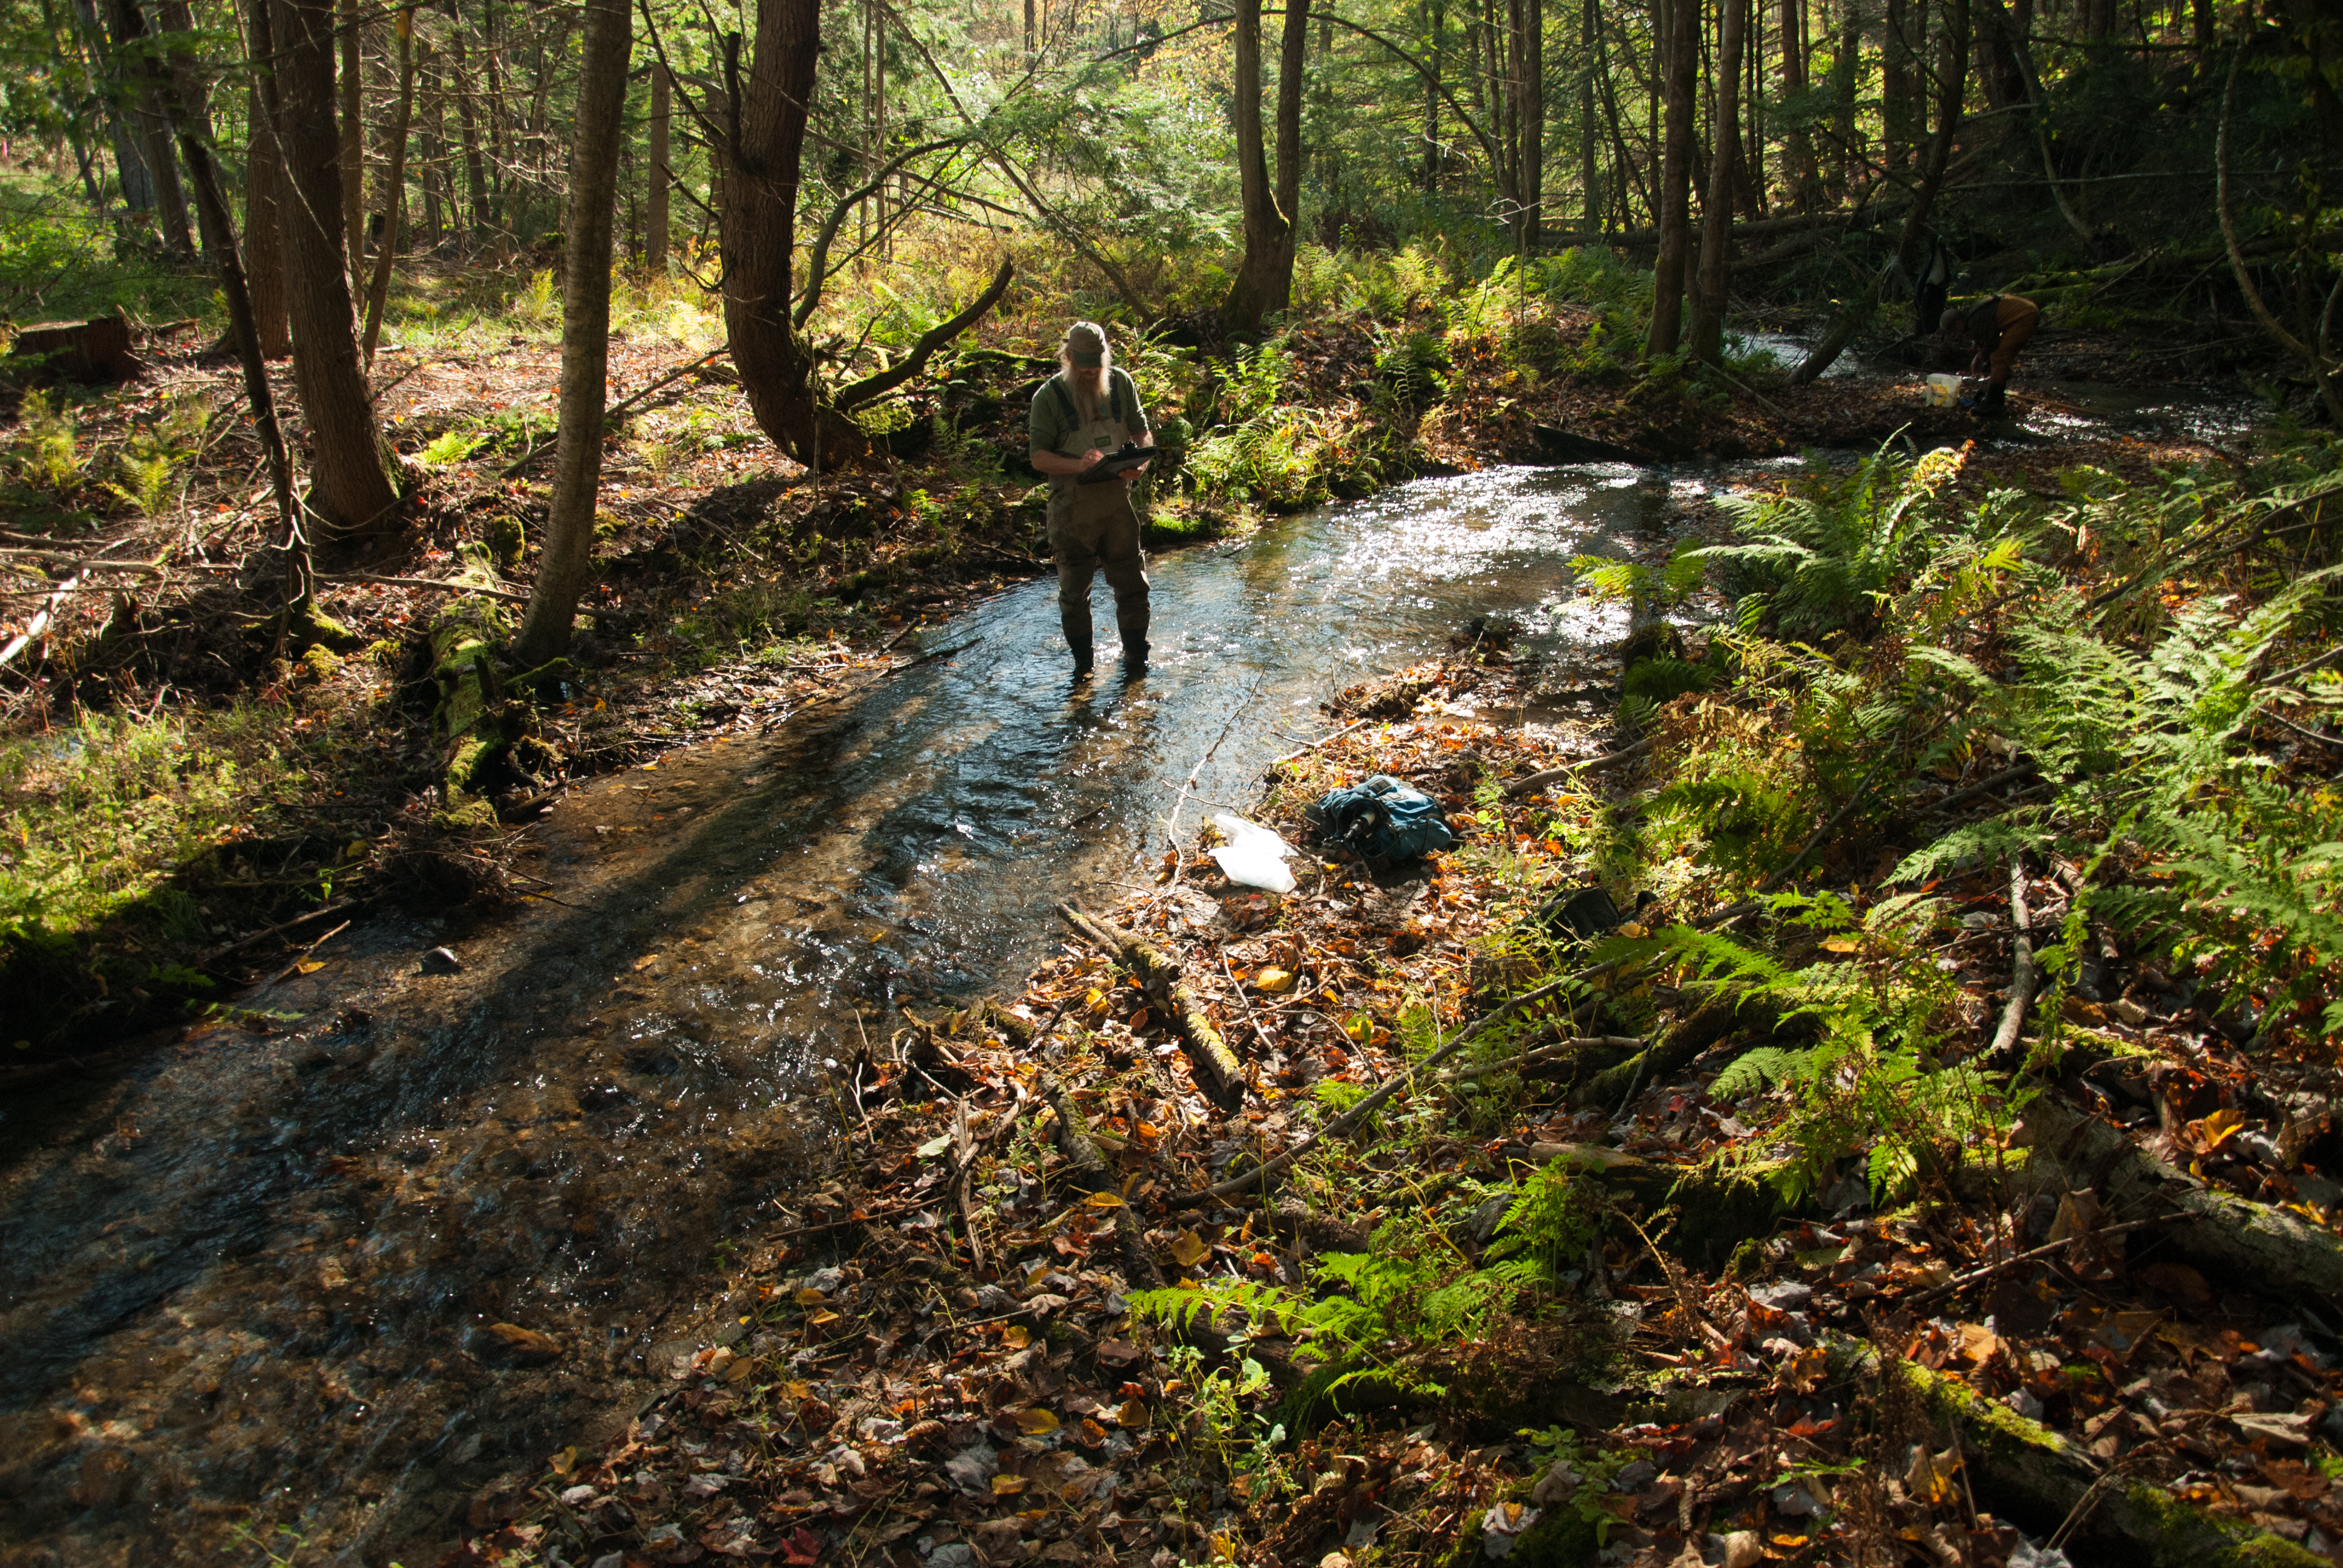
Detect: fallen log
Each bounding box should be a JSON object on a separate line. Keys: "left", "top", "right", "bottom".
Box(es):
{"left": 1530, "top": 425, "right": 1648, "bottom": 465}
{"left": 1843, "top": 1345, "right": 2328, "bottom": 1568}
{"left": 1055, "top": 902, "right": 1246, "bottom": 1112}
{"left": 1505, "top": 736, "right": 1657, "bottom": 797}
{"left": 2011, "top": 1096, "right": 2343, "bottom": 1307}
{"left": 1037, "top": 1071, "right": 1165, "bottom": 1290}
{"left": 1567, "top": 996, "right": 1757, "bottom": 1110}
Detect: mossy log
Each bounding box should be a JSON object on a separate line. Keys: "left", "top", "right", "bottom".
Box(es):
{"left": 1869, "top": 1350, "right": 2326, "bottom": 1568}
{"left": 2011, "top": 1096, "right": 2343, "bottom": 1307}
{"left": 1036, "top": 1071, "right": 1164, "bottom": 1290}
{"left": 1532, "top": 1142, "right": 1797, "bottom": 1272}
{"left": 426, "top": 548, "right": 522, "bottom": 833}
{"left": 1056, "top": 902, "right": 1247, "bottom": 1112}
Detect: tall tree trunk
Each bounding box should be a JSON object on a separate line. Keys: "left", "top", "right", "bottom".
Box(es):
{"left": 241, "top": 2, "right": 292, "bottom": 356}
{"left": 1884, "top": 0, "right": 1913, "bottom": 165}
{"left": 270, "top": 0, "right": 402, "bottom": 538}
{"left": 1223, "top": 0, "right": 1309, "bottom": 335}
{"left": 100, "top": 0, "right": 196, "bottom": 253}
{"left": 483, "top": 0, "right": 509, "bottom": 241}
{"left": 647, "top": 60, "right": 670, "bottom": 272}
{"left": 1024, "top": 0, "right": 1034, "bottom": 53}
{"left": 1833, "top": 0, "right": 1860, "bottom": 195}
{"left": 142, "top": 0, "right": 301, "bottom": 605}
{"left": 1426, "top": 0, "right": 1443, "bottom": 192}
{"left": 721, "top": 0, "right": 825, "bottom": 462}
{"left": 1582, "top": 0, "right": 1602, "bottom": 226}
{"left": 140, "top": 113, "right": 197, "bottom": 256}
{"left": 1691, "top": 0, "right": 1747, "bottom": 362}
{"left": 451, "top": 28, "right": 488, "bottom": 244}
{"left": 361, "top": 6, "right": 418, "bottom": 366}
{"left": 1780, "top": 0, "right": 1817, "bottom": 204}
{"left": 339, "top": 0, "right": 362, "bottom": 271}
{"left": 1518, "top": 0, "right": 1543, "bottom": 247}
{"left": 516, "top": 0, "right": 630, "bottom": 667}
{"left": 1647, "top": 0, "right": 1696, "bottom": 354}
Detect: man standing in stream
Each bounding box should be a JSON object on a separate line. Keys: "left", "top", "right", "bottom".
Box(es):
{"left": 1029, "top": 322, "right": 1152, "bottom": 678}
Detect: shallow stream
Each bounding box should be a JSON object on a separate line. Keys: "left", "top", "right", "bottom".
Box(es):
{"left": 1, "top": 463, "right": 1674, "bottom": 1566}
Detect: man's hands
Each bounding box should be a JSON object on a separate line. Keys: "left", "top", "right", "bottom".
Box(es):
{"left": 1030, "top": 447, "right": 1105, "bottom": 477}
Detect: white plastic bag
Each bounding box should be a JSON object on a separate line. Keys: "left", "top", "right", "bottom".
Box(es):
{"left": 1924, "top": 373, "right": 1959, "bottom": 407}
{"left": 1208, "top": 812, "right": 1298, "bottom": 893}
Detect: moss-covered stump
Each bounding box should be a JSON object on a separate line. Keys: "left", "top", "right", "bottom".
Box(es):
{"left": 1535, "top": 1143, "right": 1800, "bottom": 1272}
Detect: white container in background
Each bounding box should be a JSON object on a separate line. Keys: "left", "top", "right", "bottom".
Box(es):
{"left": 1924, "top": 373, "right": 1959, "bottom": 407}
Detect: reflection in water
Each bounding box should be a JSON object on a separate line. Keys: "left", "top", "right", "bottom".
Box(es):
{"left": 0, "top": 464, "right": 1670, "bottom": 1565}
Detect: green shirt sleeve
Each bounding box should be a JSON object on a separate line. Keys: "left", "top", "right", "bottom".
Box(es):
{"left": 1115, "top": 368, "right": 1153, "bottom": 440}
{"left": 1028, "top": 376, "right": 1067, "bottom": 456}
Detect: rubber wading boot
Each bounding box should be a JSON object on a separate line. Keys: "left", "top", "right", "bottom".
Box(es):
{"left": 1070, "top": 638, "right": 1093, "bottom": 676}
{"left": 1125, "top": 639, "right": 1149, "bottom": 671}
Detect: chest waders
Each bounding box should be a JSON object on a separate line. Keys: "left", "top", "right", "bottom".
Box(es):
{"left": 1043, "top": 376, "right": 1150, "bottom": 670}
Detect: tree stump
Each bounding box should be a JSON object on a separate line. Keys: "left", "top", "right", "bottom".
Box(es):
{"left": 10, "top": 319, "right": 137, "bottom": 383}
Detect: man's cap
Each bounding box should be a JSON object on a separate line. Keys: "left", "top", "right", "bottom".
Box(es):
{"left": 1064, "top": 321, "right": 1107, "bottom": 368}
{"left": 1939, "top": 307, "right": 1964, "bottom": 333}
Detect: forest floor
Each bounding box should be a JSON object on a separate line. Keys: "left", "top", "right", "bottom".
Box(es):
{"left": 1, "top": 284, "right": 2281, "bottom": 1077}
{"left": 462, "top": 631, "right": 2343, "bottom": 1568}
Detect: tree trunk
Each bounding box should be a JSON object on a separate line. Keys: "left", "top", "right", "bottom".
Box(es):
{"left": 719, "top": 0, "right": 827, "bottom": 464}
{"left": 1425, "top": 0, "right": 1443, "bottom": 192}
{"left": 360, "top": 7, "right": 418, "bottom": 367}
{"left": 647, "top": 61, "right": 670, "bottom": 272}
{"left": 514, "top": 0, "right": 629, "bottom": 668}
{"left": 1646, "top": 0, "right": 1696, "bottom": 354}
{"left": 338, "top": 0, "right": 362, "bottom": 273}
{"left": 141, "top": 116, "right": 197, "bottom": 256}
{"left": 1518, "top": 0, "right": 1542, "bottom": 248}
{"left": 270, "top": 0, "right": 403, "bottom": 538}
{"left": 1581, "top": 0, "right": 1601, "bottom": 227}
{"left": 1691, "top": 0, "right": 1747, "bottom": 363}
{"left": 140, "top": 0, "right": 301, "bottom": 606}
{"left": 242, "top": 62, "right": 292, "bottom": 357}
{"left": 1830, "top": 0, "right": 1858, "bottom": 198}
{"left": 1884, "top": 0, "right": 1913, "bottom": 165}
{"left": 451, "top": 28, "right": 488, "bottom": 245}
{"left": 1222, "top": 0, "right": 1309, "bottom": 335}
{"left": 1781, "top": 0, "right": 1818, "bottom": 206}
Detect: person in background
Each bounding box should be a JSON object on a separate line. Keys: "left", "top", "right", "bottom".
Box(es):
{"left": 1028, "top": 322, "right": 1152, "bottom": 678}
{"left": 1941, "top": 294, "right": 2041, "bottom": 416}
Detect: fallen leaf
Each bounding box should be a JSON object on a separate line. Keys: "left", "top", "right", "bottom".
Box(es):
{"left": 296, "top": 959, "right": 327, "bottom": 974}
{"left": 632, "top": 953, "right": 660, "bottom": 971}
{"left": 1168, "top": 1230, "right": 1210, "bottom": 1267}
{"left": 795, "top": 1287, "right": 827, "bottom": 1306}
{"left": 1820, "top": 937, "right": 1860, "bottom": 953}
{"left": 992, "top": 1474, "right": 1029, "bottom": 1495}
{"left": 1001, "top": 1325, "right": 1030, "bottom": 1349}
{"left": 2196, "top": 1106, "right": 2246, "bottom": 1151}
{"left": 1904, "top": 1446, "right": 1961, "bottom": 1506}
{"left": 1084, "top": 1191, "right": 1126, "bottom": 1208}
{"left": 1253, "top": 967, "right": 1297, "bottom": 994}
{"left": 1015, "top": 1408, "right": 1060, "bottom": 1435}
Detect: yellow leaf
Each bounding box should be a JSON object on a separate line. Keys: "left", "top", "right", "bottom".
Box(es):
{"left": 782, "top": 1380, "right": 813, "bottom": 1400}
{"left": 722, "top": 1355, "right": 755, "bottom": 1383}
{"left": 808, "top": 1310, "right": 841, "bottom": 1326}
{"left": 549, "top": 1445, "right": 578, "bottom": 1476}
{"left": 1820, "top": 937, "right": 1860, "bottom": 953}
{"left": 795, "top": 1287, "right": 828, "bottom": 1306}
{"left": 1025, "top": 1263, "right": 1053, "bottom": 1289}
{"left": 295, "top": 959, "right": 328, "bottom": 974}
{"left": 2198, "top": 1106, "right": 2246, "bottom": 1150}
{"left": 1001, "top": 1325, "right": 1030, "bottom": 1349}
{"left": 1085, "top": 1191, "right": 1126, "bottom": 1208}
{"left": 1904, "top": 1446, "right": 1961, "bottom": 1506}
{"left": 1168, "top": 1230, "right": 1210, "bottom": 1267}
{"left": 1084, "top": 987, "right": 1109, "bottom": 1016}
{"left": 1253, "top": 967, "right": 1296, "bottom": 994}
{"left": 633, "top": 954, "right": 660, "bottom": 972}
{"left": 1617, "top": 921, "right": 1648, "bottom": 939}
{"left": 1015, "top": 1407, "right": 1059, "bottom": 1435}
{"left": 991, "top": 1474, "right": 1029, "bottom": 1495}
{"left": 1116, "top": 1400, "right": 1150, "bottom": 1428}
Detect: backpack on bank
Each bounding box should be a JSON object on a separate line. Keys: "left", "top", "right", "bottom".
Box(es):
{"left": 1306, "top": 775, "right": 1456, "bottom": 864}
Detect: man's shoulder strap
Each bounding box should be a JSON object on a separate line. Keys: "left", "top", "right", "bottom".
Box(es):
{"left": 1047, "top": 374, "right": 1078, "bottom": 425}
{"left": 1110, "top": 368, "right": 1129, "bottom": 426}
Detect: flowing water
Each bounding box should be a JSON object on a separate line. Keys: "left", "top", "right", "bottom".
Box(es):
{"left": 0, "top": 464, "right": 1679, "bottom": 1567}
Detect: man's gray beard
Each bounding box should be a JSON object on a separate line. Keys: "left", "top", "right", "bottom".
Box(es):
{"left": 1069, "top": 377, "right": 1106, "bottom": 426}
